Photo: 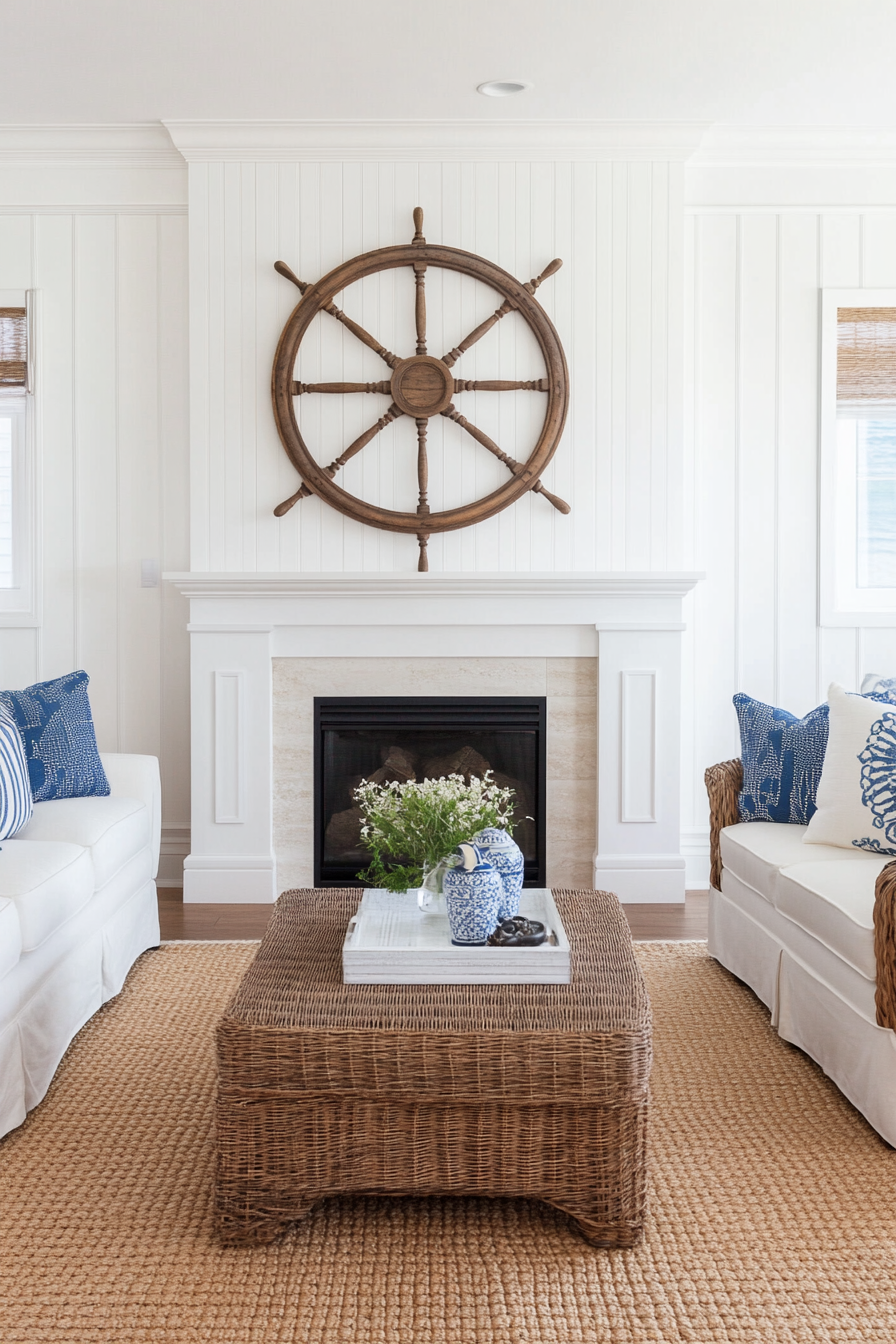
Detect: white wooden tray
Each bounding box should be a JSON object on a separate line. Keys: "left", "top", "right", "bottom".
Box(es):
{"left": 342, "top": 888, "right": 570, "bottom": 985}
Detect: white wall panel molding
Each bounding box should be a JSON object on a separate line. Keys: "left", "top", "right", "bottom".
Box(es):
{"left": 620, "top": 670, "right": 657, "bottom": 824}
{"left": 165, "top": 120, "right": 707, "bottom": 163}
{"left": 214, "top": 670, "right": 245, "bottom": 824}
{"left": 186, "top": 627, "right": 274, "bottom": 903}
{"left": 596, "top": 626, "right": 685, "bottom": 903}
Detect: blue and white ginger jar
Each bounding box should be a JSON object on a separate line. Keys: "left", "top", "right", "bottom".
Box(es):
{"left": 472, "top": 827, "right": 524, "bottom": 921}
{"left": 442, "top": 842, "right": 502, "bottom": 946}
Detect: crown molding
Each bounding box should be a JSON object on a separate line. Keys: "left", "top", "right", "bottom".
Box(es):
{"left": 0, "top": 124, "right": 185, "bottom": 169}
{"left": 162, "top": 119, "right": 708, "bottom": 163}
{"left": 690, "top": 125, "right": 896, "bottom": 168}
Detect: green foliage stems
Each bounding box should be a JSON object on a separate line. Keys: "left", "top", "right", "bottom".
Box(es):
{"left": 354, "top": 771, "right": 516, "bottom": 890}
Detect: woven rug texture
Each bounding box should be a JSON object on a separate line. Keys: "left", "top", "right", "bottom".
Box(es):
{"left": 1, "top": 939, "right": 895, "bottom": 1343}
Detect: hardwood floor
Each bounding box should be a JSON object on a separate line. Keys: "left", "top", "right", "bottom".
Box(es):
{"left": 157, "top": 889, "right": 709, "bottom": 942}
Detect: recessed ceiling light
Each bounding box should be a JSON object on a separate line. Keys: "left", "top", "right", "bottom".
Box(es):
{"left": 477, "top": 80, "right": 532, "bottom": 98}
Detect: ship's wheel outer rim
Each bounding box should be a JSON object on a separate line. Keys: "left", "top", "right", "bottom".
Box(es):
{"left": 271, "top": 241, "right": 569, "bottom": 535}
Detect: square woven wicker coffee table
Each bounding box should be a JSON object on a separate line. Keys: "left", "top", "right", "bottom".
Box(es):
{"left": 215, "top": 888, "right": 652, "bottom": 1248}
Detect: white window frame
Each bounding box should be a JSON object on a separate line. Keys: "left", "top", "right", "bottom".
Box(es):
{"left": 0, "top": 289, "right": 36, "bottom": 622}
{"left": 820, "top": 287, "right": 896, "bottom": 626}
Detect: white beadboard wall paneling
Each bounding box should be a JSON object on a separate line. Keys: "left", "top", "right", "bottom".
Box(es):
{"left": 118, "top": 214, "right": 163, "bottom": 758}
{"left": 689, "top": 213, "right": 739, "bottom": 828}
{"left": 73, "top": 213, "right": 119, "bottom": 746}
{"left": 188, "top": 156, "right": 685, "bottom": 574}
{"left": 0, "top": 180, "right": 191, "bottom": 871}
{"left": 158, "top": 212, "right": 191, "bottom": 836}
{"left": 36, "top": 213, "right": 77, "bottom": 678}
{"left": 775, "top": 214, "right": 820, "bottom": 715}
{"left": 683, "top": 200, "right": 896, "bottom": 855}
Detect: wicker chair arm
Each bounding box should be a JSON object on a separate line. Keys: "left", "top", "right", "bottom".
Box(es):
{"left": 704, "top": 758, "right": 743, "bottom": 892}
{"left": 874, "top": 861, "right": 896, "bottom": 1030}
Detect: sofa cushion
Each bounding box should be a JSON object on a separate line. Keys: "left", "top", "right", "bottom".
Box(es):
{"left": 775, "top": 858, "right": 889, "bottom": 981}
{"left": 0, "top": 841, "right": 94, "bottom": 952}
{"left": 15, "top": 796, "right": 149, "bottom": 890}
{"left": 720, "top": 822, "right": 862, "bottom": 901}
{"left": 0, "top": 896, "right": 22, "bottom": 978}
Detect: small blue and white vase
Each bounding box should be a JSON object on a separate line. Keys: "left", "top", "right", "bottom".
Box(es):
{"left": 472, "top": 827, "right": 524, "bottom": 921}
{"left": 442, "top": 842, "right": 503, "bottom": 946}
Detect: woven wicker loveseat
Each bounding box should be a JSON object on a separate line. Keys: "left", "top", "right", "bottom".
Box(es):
{"left": 705, "top": 757, "right": 896, "bottom": 1145}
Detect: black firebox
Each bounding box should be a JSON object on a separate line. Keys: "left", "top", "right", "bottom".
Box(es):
{"left": 313, "top": 696, "right": 546, "bottom": 887}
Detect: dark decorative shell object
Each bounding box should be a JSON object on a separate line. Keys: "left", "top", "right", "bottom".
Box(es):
{"left": 487, "top": 917, "right": 548, "bottom": 948}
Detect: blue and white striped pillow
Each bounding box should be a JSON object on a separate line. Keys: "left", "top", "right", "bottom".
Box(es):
{"left": 0, "top": 701, "right": 33, "bottom": 839}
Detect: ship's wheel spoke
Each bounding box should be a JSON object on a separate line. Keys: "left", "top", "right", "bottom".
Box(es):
{"left": 441, "top": 404, "right": 570, "bottom": 515}
{"left": 441, "top": 259, "right": 563, "bottom": 368}
{"left": 415, "top": 416, "right": 430, "bottom": 572}
{"left": 292, "top": 381, "right": 392, "bottom": 395}
{"left": 275, "top": 260, "right": 400, "bottom": 370}
{"left": 453, "top": 379, "right": 548, "bottom": 393}
{"left": 274, "top": 404, "right": 404, "bottom": 516}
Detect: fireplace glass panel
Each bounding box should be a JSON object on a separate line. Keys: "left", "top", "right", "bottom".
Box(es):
{"left": 314, "top": 697, "right": 546, "bottom": 886}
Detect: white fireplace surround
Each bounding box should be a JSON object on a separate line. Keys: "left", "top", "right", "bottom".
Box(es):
{"left": 167, "top": 571, "right": 702, "bottom": 904}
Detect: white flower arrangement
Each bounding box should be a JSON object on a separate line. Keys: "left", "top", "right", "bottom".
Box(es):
{"left": 354, "top": 770, "right": 517, "bottom": 891}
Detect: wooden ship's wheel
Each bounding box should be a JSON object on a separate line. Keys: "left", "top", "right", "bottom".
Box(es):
{"left": 271, "top": 208, "right": 570, "bottom": 570}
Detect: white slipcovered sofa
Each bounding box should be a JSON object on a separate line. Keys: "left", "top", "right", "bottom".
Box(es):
{"left": 0, "top": 753, "right": 161, "bottom": 1139}
{"left": 706, "top": 758, "right": 896, "bottom": 1147}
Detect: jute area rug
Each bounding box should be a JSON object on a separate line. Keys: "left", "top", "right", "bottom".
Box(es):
{"left": 1, "top": 941, "right": 895, "bottom": 1343}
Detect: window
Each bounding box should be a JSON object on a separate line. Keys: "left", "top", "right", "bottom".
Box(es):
{"left": 820, "top": 289, "right": 896, "bottom": 625}
{"left": 0, "top": 293, "right": 34, "bottom": 616}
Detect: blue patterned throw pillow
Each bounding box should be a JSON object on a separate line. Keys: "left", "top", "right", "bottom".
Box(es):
{"left": 734, "top": 693, "right": 829, "bottom": 824}
{"left": 0, "top": 701, "right": 33, "bottom": 837}
{"left": 0, "top": 671, "right": 110, "bottom": 802}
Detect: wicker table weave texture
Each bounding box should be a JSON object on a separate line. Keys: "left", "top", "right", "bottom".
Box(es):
{"left": 216, "top": 888, "right": 652, "bottom": 1248}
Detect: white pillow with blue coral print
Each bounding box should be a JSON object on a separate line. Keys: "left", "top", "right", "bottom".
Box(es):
{"left": 0, "top": 701, "right": 33, "bottom": 839}
{"left": 804, "top": 683, "right": 896, "bottom": 854}
{"left": 862, "top": 672, "right": 896, "bottom": 701}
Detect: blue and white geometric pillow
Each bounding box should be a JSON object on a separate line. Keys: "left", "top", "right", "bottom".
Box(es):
{"left": 0, "top": 701, "right": 33, "bottom": 838}
{"left": 734, "top": 693, "right": 829, "bottom": 825}
{"left": 0, "top": 670, "right": 110, "bottom": 802}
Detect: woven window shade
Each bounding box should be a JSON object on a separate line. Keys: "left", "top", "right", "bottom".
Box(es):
{"left": 837, "top": 307, "right": 896, "bottom": 401}
{"left": 0, "top": 307, "right": 27, "bottom": 387}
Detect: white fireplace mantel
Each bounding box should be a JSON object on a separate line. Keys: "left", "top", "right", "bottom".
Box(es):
{"left": 167, "top": 571, "right": 702, "bottom": 905}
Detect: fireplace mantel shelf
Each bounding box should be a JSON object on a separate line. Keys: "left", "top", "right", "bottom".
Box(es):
{"left": 166, "top": 571, "right": 704, "bottom": 600}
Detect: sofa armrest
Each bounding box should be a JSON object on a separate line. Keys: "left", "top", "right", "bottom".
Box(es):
{"left": 704, "top": 758, "right": 743, "bottom": 892}
{"left": 874, "top": 861, "right": 896, "bottom": 1030}
{"left": 100, "top": 754, "right": 161, "bottom": 880}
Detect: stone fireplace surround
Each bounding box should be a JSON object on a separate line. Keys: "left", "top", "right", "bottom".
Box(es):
{"left": 167, "top": 572, "right": 701, "bottom": 904}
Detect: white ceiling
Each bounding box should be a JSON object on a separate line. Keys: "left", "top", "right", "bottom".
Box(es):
{"left": 3, "top": 0, "right": 895, "bottom": 129}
